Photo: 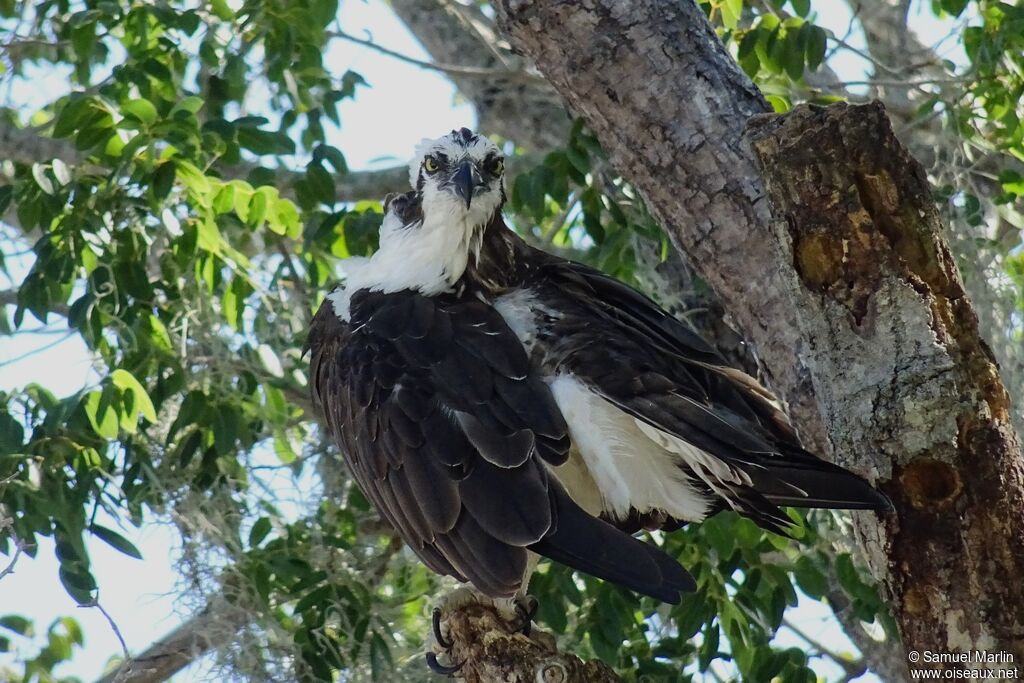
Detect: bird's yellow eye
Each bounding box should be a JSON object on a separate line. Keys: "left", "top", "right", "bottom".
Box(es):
{"left": 490, "top": 157, "right": 504, "bottom": 175}
{"left": 423, "top": 156, "right": 439, "bottom": 173}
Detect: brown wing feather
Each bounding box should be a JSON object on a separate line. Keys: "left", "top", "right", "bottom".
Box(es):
{"left": 530, "top": 256, "right": 891, "bottom": 530}
{"left": 307, "top": 290, "right": 567, "bottom": 597}
{"left": 307, "top": 287, "right": 696, "bottom": 602}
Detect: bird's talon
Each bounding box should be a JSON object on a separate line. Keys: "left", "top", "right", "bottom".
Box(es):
{"left": 432, "top": 607, "right": 453, "bottom": 649}
{"left": 426, "top": 652, "right": 464, "bottom": 676}
{"left": 514, "top": 595, "right": 539, "bottom": 636}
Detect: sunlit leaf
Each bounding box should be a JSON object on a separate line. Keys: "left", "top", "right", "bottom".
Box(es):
{"left": 110, "top": 369, "right": 157, "bottom": 423}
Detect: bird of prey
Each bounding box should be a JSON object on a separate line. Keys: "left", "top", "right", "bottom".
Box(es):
{"left": 306, "top": 128, "right": 890, "bottom": 610}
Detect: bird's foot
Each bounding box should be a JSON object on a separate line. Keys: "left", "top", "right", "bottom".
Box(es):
{"left": 426, "top": 589, "right": 476, "bottom": 677}
{"left": 511, "top": 594, "right": 538, "bottom": 637}
{"left": 425, "top": 589, "right": 545, "bottom": 675}
{"left": 425, "top": 651, "right": 463, "bottom": 677}
{"left": 432, "top": 607, "right": 453, "bottom": 649}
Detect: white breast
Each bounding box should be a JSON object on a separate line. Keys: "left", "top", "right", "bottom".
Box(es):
{"left": 327, "top": 203, "right": 483, "bottom": 322}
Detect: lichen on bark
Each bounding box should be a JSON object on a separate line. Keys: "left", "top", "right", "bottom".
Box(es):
{"left": 433, "top": 600, "right": 622, "bottom": 683}
{"left": 749, "top": 101, "right": 1024, "bottom": 667}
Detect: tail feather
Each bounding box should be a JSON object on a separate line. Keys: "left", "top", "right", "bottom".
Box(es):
{"left": 750, "top": 459, "right": 893, "bottom": 512}
{"left": 532, "top": 486, "right": 695, "bottom": 603}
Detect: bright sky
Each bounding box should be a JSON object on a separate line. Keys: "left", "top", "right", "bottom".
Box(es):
{"left": 0, "top": 1, "right": 965, "bottom": 680}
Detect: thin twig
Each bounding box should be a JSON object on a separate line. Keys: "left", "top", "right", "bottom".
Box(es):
{"left": 0, "top": 532, "right": 27, "bottom": 582}
{"left": 828, "top": 36, "right": 901, "bottom": 75}
{"left": 783, "top": 617, "right": 867, "bottom": 680}
{"left": 541, "top": 192, "right": 580, "bottom": 243}
{"left": 327, "top": 29, "right": 542, "bottom": 83}
{"left": 83, "top": 598, "right": 131, "bottom": 663}
{"left": 0, "top": 332, "right": 74, "bottom": 368}
{"left": 838, "top": 77, "right": 966, "bottom": 88}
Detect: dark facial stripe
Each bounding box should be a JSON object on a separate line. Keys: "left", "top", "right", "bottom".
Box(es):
{"left": 453, "top": 127, "right": 478, "bottom": 145}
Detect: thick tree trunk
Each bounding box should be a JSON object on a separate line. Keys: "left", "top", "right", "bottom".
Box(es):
{"left": 494, "top": 0, "right": 1024, "bottom": 676}
{"left": 749, "top": 101, "right": 1024, "bottom": 669}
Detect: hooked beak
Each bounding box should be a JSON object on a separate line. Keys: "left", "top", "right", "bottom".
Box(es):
{"left": 451, "top": 160, "right": 479, "bottom": 209}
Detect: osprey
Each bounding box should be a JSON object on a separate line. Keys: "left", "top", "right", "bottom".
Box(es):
{"left": 307, "top": 128, "right": 889, "bottom": 610}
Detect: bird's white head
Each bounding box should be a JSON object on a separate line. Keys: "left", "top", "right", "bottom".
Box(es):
{"left": 328, "top": 129, "right": 506, "bottom": 320}
{"left": 409, "top": 127, "right": 506, "bottom": 229}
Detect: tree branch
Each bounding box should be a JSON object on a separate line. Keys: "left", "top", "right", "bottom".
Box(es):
{"left": 327, "top": 28, "right": 542, "bottom": 82}
{"left": 0, "top": 121, "right": 406, "bottom": 206}
{"left": 0, "top": 514, "right": 28, "bottom": 583}
{"left": 389, "top": 0, "right": 570, "bottom": 152}
{"left": 782, "top": 617, "right": 867, "bottom": 681}
{"left": 434, "top": 599, "right": 622, "bottom": 683}
{"left": 94, "top": 595, "right": 250, "bottom": 683}
{"left": 0, "top": 119, "right": 85, "bottom": 167}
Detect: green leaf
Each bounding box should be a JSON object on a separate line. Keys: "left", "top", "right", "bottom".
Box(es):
{"left": 790, "top": 0, "right": 810, "bottom": 17}
{"left": 793, "top": 555, "right": 828, "bottom": 599}
{"left": 804, "top": 25, "right": 828, "bottom": 71}
{"left": 90, "top": 524, "right": 143, "bottom": 559}
{"left": 110, "top": 369, "right": 157, "bottom": 423}
{"left": 84, "top": 390, "right": 119, "bottom": 439}
{"left": 248, "top": 188, "right": 269, "bottom": 227}
{"left": 177, "top": 161, "right": 212, "bottom": 199}
{"left": 275, "top": 199, "right": 301, "bottom": 239}
{"left": 835, "top": 553, "right": 861, "bottom": 595}
{"left": 146, "top": 314, "right": 173, "bottom": 353}
{"left": 721, "top": 0, "right": 743, "bottom": 30}
{"left": 0, "top": 615, "right": 33, "bottom": 637}
{"left": 765, "top": 94, "right": 791, "bottom": 112}
{"left": 152, "top": 161, "right": 176, "bottom": 202}
{"left": 256, "top": 344, "right": 284, "bottom": 378}
{"left": 59, "top": 565, "right": 97, "bottom": 604}
{"left": 51, "top": 158, "right": 72, "bottom": 186}
{"left": 273, "top": 431, "right": 298, "bottom": 464}
{"left": 231, "top": 181, "right": 254, "bottom": 222}
{"left": 121, "top": 98, "right": 158, "bottom": 125}
{"left": 783, "top": 27, "right": 806, "bottom": 80}
{"left": 940, "top": 0, "right": 969, "bottom": 16}
{"left": 170, "top": 95, "right": 204, "bottom": 116}
{"left": 213, "top": 183, "right": 236, "bottom": 214}
{"left": 211, "top": 0, "right": 234, "bottom": 20}
{"left": 698, "top": 622, "right": 720, "bottom": 671}
{"left": 249, "top": 517, "right": 272, "bottom": 547}
{"left": 370, "top": 633, "right": 393, "bottom": 680}
{"left": 212, "top": 406, "right": 239, "bottom": 454}
{"left": 53, "top": 96, "right": 96, "bottom": 138}
{"left": 0, "top": 185, "right": 12, "bottom": 215}
{"left": 305, "top": 163, "right": 336, "bottom": 205}
{"left": 315, "top": 144, "right": 348, "bottom": 174}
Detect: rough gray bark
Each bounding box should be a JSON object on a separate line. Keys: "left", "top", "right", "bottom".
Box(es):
{"left": 750, "top": 102, "right": 1024, "bottom": 671}
{"left": 494, "top": 0, "right": 1024, "bottom": 676}
{"left": 842, "top": 0, "right": 1024, "bottom": 422}
{"left": 390, "top": 0, "right": 569, "bottom": 152}
{"left": 494, "top": 0, "right": 827, "bottom": 449}
{"left": 95, "top": 598, "right": 249, "bottom": 683}
{"left": 433, "top": 601, "right": 621, "bottom": 683}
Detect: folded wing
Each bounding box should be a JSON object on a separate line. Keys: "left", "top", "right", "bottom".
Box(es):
{"left": 307, "top": 288, "right": 695, "bottom": 601}
{"left": 531, "top": 257, "right": 891, "bottom": 532}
